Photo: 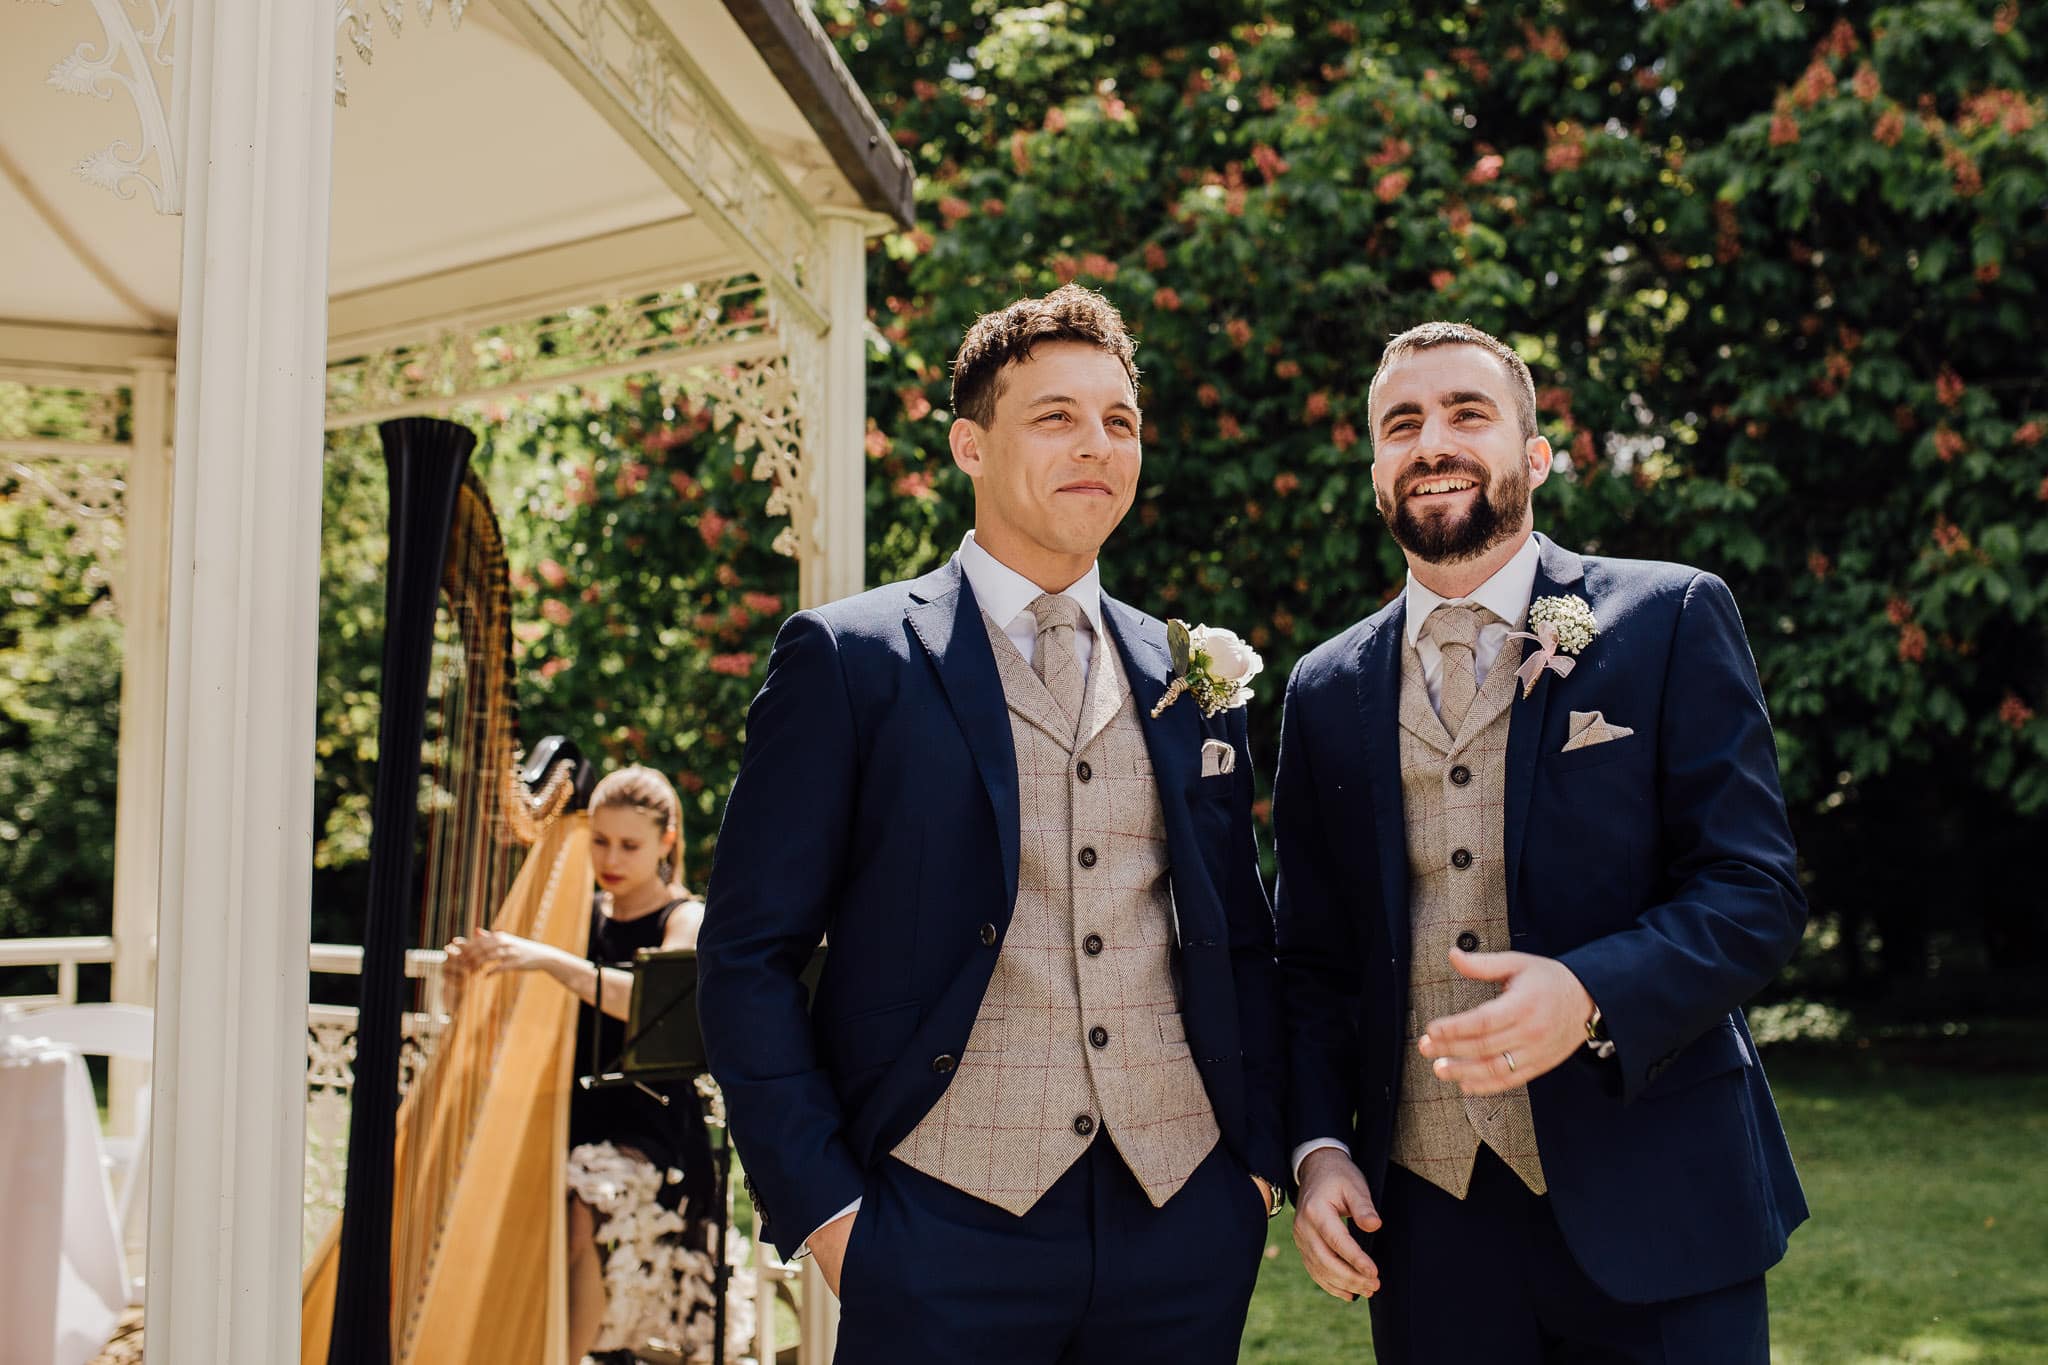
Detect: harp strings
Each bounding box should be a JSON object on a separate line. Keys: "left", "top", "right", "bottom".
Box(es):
{"left": 391, "top": 480, "right": 531, "bottom": 1352}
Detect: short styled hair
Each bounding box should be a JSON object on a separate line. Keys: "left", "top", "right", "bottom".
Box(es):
{"left": 1367, "top": 322, "right": 1539, "bottom": 442}
{"left": 949, "top": 284, "right": 1140, "bottom": 428}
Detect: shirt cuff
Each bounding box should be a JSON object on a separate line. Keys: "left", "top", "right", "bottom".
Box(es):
{"left": 796, "top": 1198, "right": 861, "bottom": 1258}
{"left": 1291, "top": 1138, "right": 1352, "bottom": 1184}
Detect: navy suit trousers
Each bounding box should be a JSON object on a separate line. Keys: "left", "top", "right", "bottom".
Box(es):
{"left": 834, "top": 1138, "right": 1268, "bottom": 1364}
{"left": 1368, "top": 1147, "right": 1769, "bottom": 1364}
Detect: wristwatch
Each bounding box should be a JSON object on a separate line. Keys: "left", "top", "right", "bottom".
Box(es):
{"left": 1584, "top": 1006, "right": 1616, "bottom": 1060}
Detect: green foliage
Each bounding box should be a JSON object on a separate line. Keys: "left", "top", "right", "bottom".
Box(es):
{"left": 0, "top": 494, "right": 120, "bottom": 944}
{"left": 307, "top": 380, "right": 798, "bottom": 915}
{"left": 8, "top": 3, "right": 2045, "bottom": 993}
{"left": 828, "top": 0, "right": 2048, "bottom": 984}
{"left": 1243, "top": 1028, "right": 2048, "bottom": 1361}
{"left": 485, "top": 380, "right": 798, "bottom": 888}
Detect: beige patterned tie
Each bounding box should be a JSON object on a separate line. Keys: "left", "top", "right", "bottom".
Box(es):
{"left": 1029, "top": 592, "right": 1087, "bottom": 742}
{"left": 1421, "top": 603, "right": 1486, "bottom": 734}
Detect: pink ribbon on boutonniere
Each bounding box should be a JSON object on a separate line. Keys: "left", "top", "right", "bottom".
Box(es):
{"left": 1505, "top": 622, "right": 1576, "bottom": 698}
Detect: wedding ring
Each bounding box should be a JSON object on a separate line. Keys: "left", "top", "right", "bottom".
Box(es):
{"left": 1502, "top": 1051, "right": 1517, "bottom": 1073}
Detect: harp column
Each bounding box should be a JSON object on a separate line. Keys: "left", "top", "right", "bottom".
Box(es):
{"left": 144, "top": 0, "right": 336, "bottom": 1360}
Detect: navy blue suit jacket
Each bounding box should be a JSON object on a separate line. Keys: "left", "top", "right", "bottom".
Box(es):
{"left": 1274, "top": 536, "right": 1808, "bottom": 1304}
{"left": 698, "top": 558, "right": 1285, "bottom": 1259}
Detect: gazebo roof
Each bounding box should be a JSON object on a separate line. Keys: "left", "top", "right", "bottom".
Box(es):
{"left": 1, "top": 0, "right": 912, "bottom": 368}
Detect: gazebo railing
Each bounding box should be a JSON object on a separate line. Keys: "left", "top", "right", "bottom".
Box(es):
{"left": 0, "top": 935, "right": 117, "bottom": 1010}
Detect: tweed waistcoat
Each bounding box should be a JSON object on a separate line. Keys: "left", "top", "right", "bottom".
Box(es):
{"left": 1388, "top": 635, "right": 1547, "bottom": 1198}
{"left": 891, "top": 614, "right": 1219, "bottom": 1214}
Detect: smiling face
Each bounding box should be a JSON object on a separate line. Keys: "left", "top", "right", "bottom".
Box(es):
{"left": 589, "top": 803, "right": 673, "bottom": 901}
{"left": 950, "top": 340, "right": 1142, "bottom": 590}
{"left": 1369, "top": 343, "right": 1551, "bottom": 571}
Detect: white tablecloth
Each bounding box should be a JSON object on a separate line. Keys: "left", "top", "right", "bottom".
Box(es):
{"left": 0, "top": 1038, "right": 127, "bottom": 1365}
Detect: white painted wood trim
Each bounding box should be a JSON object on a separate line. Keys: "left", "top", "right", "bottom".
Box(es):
{"left": 143, "top": 0, "right": 336, "bottom": 1357}
{"left": 800, "top": 210, "right": 871, "bottom": 610}
{"left": 108, "top": 358, "right": 170, "bottom": 1141}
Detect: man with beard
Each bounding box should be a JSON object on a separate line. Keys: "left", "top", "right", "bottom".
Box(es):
{"left": 1273, "top": 322, "right": 1808, "bottom": 1362}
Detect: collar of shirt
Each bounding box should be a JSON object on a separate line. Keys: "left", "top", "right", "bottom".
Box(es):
{"left": 956, "top": 530, "right": 1106, "bottom": 658}
{"left": 1401, "top": 532, "right": 1543, "bottom": 646}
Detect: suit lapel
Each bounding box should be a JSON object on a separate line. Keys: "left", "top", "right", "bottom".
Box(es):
{"left": 1450, "top": 630, "right": 1524, "bottom": 752}
{"left": 1075, "top": 624, "right": 1131, "bottom": 752}
{"left": 907, "top": 561, "right": 1021, "bottom": 911}
{"left": 1101, "top": 596, "right": 1210, "bottom": 938}
{"left": 1357, "top": 603, "right": 1413, "bottom": 954}
{"left": 1101, "top": 596, "right": 1196, "bottom": 798}
{"left": 980, "top": 615, "right": 1080, "bottom": 750}
{"left": 1397, "top": 645, "right": 1453, "bottom": 754}
{"left": 1503, "top": 536, "right": 1587, "bottom": 903}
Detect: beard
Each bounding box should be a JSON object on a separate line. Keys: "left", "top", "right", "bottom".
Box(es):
{"left": 1377, "top": 456, "right": 1530, "bottom": 564}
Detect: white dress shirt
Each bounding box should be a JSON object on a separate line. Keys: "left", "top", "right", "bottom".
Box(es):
{"left": 1291, "top": 533, "right": 1541, "bottom": 1181}
{"left": 803, "top": 532, "right": 1108, "bottom": 1252}
{"left": 1402, "top": 532, "right": 1542, "bottom": 714}
{"left": 958, "top": 529, "right": 1106, "bottom": 685}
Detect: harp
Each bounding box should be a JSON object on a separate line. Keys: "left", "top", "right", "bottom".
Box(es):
{"left": 303, "top": 417, "right": 590, "bottom": 1365}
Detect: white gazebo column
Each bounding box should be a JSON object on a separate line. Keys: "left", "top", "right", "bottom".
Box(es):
{"left": 799, "top": 210, "right": 874, "bottom": 611}
{"left": 108, "top": 358, "right": 171, "bottom": 1145}
{"left": 144, "top": 0, "right": 336, "bottom": 1360}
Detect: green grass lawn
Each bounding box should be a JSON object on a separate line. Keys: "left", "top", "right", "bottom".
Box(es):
{"left": 1242, "top": 1029, "right": 2048, "bottom": 1363}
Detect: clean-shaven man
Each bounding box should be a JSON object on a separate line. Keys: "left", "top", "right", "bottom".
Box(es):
{"left": 1276, "top": 322, "right": 1808, "bottom": 1362}
{"left": 698, "top": 285, "right": 1284, "bottom": 1362}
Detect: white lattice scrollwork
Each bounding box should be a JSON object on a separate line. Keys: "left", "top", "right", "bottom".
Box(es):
{"left": 696, "top": 353, "right": 811, "bottom": 561}
{"left": 0, "top": 375, "right": 129, "bottom": 451}
{"left": 499, "top": 0, "right": 827, "bottom": 330}
{"left": 332, "top": 0, "right": 468, "bottom": 106}
{"left": 325, "top": 276, "right": 777, "bottom": 428}
{"left": 42, "top": 0, "right": 180, "bottom": 211}
{"left": 3, "top": 377, "right": 135, "bottom": 610}
{"left": 5, "top": 458, "right": 126, "bottom": 604}
{"left": 302, "top": 1004, "right": 442, "bottom": 1257}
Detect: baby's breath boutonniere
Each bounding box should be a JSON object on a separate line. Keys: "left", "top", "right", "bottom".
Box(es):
{"left": 1151, "top": 620, "right": 1265, "bottom": 718}
{"left": 1506, "top": 594, "right": 1598, "bottom": 698}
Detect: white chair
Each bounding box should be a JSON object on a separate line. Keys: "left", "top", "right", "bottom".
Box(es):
{"left": 3, "top": 1003, "right": 153, "bottom": 1303}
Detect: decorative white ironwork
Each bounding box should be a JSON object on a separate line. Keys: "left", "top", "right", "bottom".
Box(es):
{"left": 0, "top": 375, "right": 128, "bottom": 450}
{"left": 325, "top": 276, "right": 779, "bottom": 429}
{"left": 497, "top": 0, "right": 828, "bottom": 330}
{"left": 43, "top": 0, "right": 180, "bottom": 211}
{"left": 303, "top": 1003, "right": 441, "bottom": 1256}
{"left": 3, "top": 377, "right": 133, "bottom": 608}
{"left": 332, "top": 0, "right": 468, "bottom": 106}
{"left": 5, "top": 458, "right": 126, "bottom": 601}
{"left": 696, "top": 350, "right": 813, "bottom": 560}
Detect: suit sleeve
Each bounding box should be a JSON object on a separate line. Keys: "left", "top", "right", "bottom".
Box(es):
{"left": 1222, "top": 704, "right": 1286, "bottom": 1189}
{"left": 1271, "top": 663, "right": 1366, "bottom": 1182}
{"left": 696, "top": 610, "right": 866, "bottom": 1257}
{"left": 1557, "top": 573, "right": 1807, "bottom": 1101}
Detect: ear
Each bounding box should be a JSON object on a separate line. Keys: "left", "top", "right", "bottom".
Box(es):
{"left": 949, "top": 416, "right": 985, "bottom": 479}
{"left": 1524, "top": 434, "right": 1554, "bottom": 490}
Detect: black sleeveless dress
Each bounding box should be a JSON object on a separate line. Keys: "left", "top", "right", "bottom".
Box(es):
{"left": 567, "top": 895, "right": 715, "bottom": 1221}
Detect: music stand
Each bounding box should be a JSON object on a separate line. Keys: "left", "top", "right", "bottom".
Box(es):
{"left": 579, "top": 945, "right": 825, "bottom": 1365}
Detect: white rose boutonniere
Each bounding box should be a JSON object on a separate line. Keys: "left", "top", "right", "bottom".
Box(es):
{"left": 1151, "top": 620, "right": 1265, "bottom": 718}
{"left": 1506, "top": 594, "right": 1599, "bottom": 698}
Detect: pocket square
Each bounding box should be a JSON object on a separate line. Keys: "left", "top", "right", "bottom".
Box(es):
{"left": 1200, "top": 737, "right": 1237, "bottom": 777}
{"left": 1562, "top": 710, "right": 1635, "bottom": 753}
